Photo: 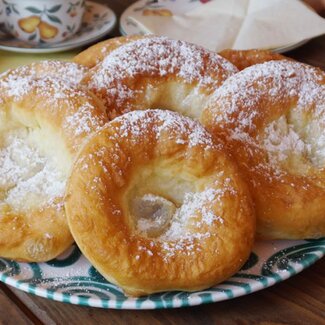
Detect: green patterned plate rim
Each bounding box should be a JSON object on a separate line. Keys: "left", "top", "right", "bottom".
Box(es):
{"left": 0, "top": 238, "right": 324, "bottom": 309}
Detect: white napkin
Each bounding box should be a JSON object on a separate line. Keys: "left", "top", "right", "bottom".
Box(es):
{"left": 128, "top": 0, "right": 325, "bottom": 51}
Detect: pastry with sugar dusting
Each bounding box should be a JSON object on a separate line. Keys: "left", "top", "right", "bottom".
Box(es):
{"left": 218, "top": 49, "right": 290, "bottom": 71}
{"left": 80, "top": 36, "right": 238, "bottom": 120}
{"left": 73, "top": 35, "right": 153, "bottom": 69}
{"left": 74, "top": 35, "right": 289, "bottom": 73}
{"left": 65, "top": 109, "right": 255, "bottom": 296}
{"left": 0, "top": 61, "right": 108, "bottom": 262}
{"left": 203, "top": 60, "right": 325, "bottom": 239}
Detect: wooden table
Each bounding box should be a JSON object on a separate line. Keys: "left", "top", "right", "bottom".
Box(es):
{"left": 0, "top": 1, "right": 325, "bottom": 324}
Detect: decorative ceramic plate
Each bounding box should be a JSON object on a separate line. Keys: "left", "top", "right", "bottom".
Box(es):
{"left": 119, "top": 0, "right": 310, "bottom": 54}
{"left": 0, "top": 1, "right": 116, "bottom": 53}
{"left": 0, "top": 238, "right": 324, "bottom": 309}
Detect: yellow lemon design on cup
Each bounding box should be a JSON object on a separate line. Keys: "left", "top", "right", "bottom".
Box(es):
{"left": 5, "top": 0, "right": 85, "bottom": 43}
{"left": 18, "top": 15, "right": 40, "bottom": 33}
{"left": 38, "top": 21, "right": 58, "bottom": 39}
{"left": 18, "top": 16, "right": 58, "bottom": 40}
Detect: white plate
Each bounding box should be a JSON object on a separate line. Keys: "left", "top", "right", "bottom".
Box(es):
{"left": 0, "top": 1, "right": 116, "bottom": 54}
{"left": 119, "top": 0, "right": 310, "bottom": 54}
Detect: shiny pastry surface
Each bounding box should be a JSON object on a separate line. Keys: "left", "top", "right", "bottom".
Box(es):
{"left": 73, "top": 35, "right": 152, "bottom": 68}
{"left": 81, "top": 36, "right": 238, "bottom": 120}
{"left": 0, "top": 61, "right": 107, "bottom": 262}
{"left": 203, "top": 60, "right": 325, "bottom": 239}
{"left": 219, "top": 49, "right": 289, "bottom": 70}
{"left": 65, "top": 109, "right": 255, "bottom": 296}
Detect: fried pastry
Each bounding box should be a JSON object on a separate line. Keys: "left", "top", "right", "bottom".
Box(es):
{"left": 65, "top": 109, "right": 255, "bottom": 296}
{"left": 81, "top": 36, "right": 238, "bottom": 120}
{"left": 0, "top": 61, "right": 107, "bottom": 262}
{"left": 202, "top": 60, "right": 325, "bottom": 239}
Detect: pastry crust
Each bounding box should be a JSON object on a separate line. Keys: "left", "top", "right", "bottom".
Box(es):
{"left": 11, "top": 60, "right": 88, "bottom": 83}
{"left": 219, "top": 49, "right": 289, "bottom": 71}
{"left": 65, "top": 109, "right": 255, "bottom": 296}
{"left": 0, "top": 61, "right": 107, "bottom": 262}
{"left": 81, "top": 36, "right": 238, "bottom": 120}
{"left": 202, "top": 60, "right": 325, "bottom": 239}
{"left": 73, "top": 35, "right": 152, "bottom": 68}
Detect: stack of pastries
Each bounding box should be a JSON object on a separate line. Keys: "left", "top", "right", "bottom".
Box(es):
{"left": 0, "top": 35, "right": 324, "bottom": 296}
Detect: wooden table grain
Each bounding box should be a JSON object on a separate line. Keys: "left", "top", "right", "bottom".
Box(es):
{"left": 0, "top": 1, "right": 325, "bottom": 324}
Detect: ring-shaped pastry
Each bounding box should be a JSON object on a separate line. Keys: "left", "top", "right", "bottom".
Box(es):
{"left": 82, "top": 36, "right": 238, "bottom": 120}
{"left": 218, "top": 49, "right": 288, "bottom": 71}
{"left": 7, "top": 60, "right": 88, "bottom": 83}
{"left": 65, "top": 109, "right": 255, "bottom": 296}
{"left": 0, "top": 61, "right": 107, "bottom": 262}
{"left": 73, "top": 35, "right": 152, "bottom": 69}
{"left": 202, "top": 60, "right": 325, "bottom": 239}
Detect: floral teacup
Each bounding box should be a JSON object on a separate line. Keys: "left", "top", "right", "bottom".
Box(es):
{"left": 1, "top": 0, "right": 85, "bottom": 44}
{"left": 0, "top": 1, "right": 5, "bottom": 29}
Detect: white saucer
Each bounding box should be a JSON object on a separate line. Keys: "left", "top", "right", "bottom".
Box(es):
{"left": 119, "top": 0, "right": 310, "bottom": 54}
{"left": 0, "top": 1, "right": 116, "bottom": 54}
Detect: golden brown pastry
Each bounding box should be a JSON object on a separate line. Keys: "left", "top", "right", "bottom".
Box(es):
{"left": 65, "top": 109, "right": 255, "bottom": 297}
{"left": 202, "top": 60, "right": 325, "bottom": 239}
{"left": 219, "top": 49, "right": 289, "bottom": 71}
{"left": 0, "top": 61, "right": 107, "bottom": 262}
{"left": 81, "top": 36, "right": 238, "bottom": 120}
{"left": 73, "top": 35, "right": 152, "bottom": 68}
{"left": 17, "top": 60, "right": 88, "bottom": 83}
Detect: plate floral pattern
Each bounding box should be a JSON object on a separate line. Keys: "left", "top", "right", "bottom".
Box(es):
{"left": 2, "top": 0, "right": 86, "bottom": 44}
{"left": 0, "top": 1, "right": 116, "bottom": 53}
{"left": 0, "top": 238, "right": 324, "bottom": 309}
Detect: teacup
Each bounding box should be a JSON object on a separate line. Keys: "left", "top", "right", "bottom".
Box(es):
{"left": 1, "top": 0, "right": 85, "bottom": 44}
{"left": 0, "top": 1, "right": 5, "bottom": 29}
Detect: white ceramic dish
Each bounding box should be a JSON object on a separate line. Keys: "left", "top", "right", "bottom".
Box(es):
{"left": 0, "top": 1, "right": 116, "bottom": 53}
{"left": 119, "top": 0, "right": 310, "bottom": 54}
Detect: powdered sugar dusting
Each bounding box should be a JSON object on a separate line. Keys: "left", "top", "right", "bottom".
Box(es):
{"left": 0, "top": 61, "right": 86, "bottom": 104}
{"left": 155, "top": 182, "right": 233, "bottom": 261}
{"left": 114, "top": 109, "right": 215, "bottom": 149}
{"left": 27, "top": 60, "right": 86, "bottom": 84}
{"left": 64, "top": 101, "right": 105, "bottom": 137}
{"left": 87, "top": 36, "right": 237, "bottom": 114}
{"left": 0, "top": 130, "right": 66, "bottom": 211}
{"left": 261, "top": 113, "right": 325, "bottom": 170}
{"left": 132, "top": 186, "right": 228, "bottom": 261}
{"left": 210, "top": 60, "right": 325, "bottom": 138}
{"left": 0, "top": 74, "right": 81, "bottom": 104}
{"left": 261, "top": 116, "right": 311, "bottom": 166}
{"left": 208, "top": 60, "right": 325, "bottom": 171}
{"left": 0, "top": 62, "right": 106, "bottom": 141}
{"left": 161, "top": 188, "right": 224, "bottom": 242}
{"left": 0, "top": 61, "right": 103, "bottom": 211}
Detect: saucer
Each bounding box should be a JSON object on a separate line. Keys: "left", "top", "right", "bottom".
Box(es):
{"left": 119, "top": 0, "right": 196, "bottom": 37}
{"left": 119, "top": 0, "right": 310, "bottom": 54}
{"left": 0, "top": 1, "right": 116, "bottom": 54}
